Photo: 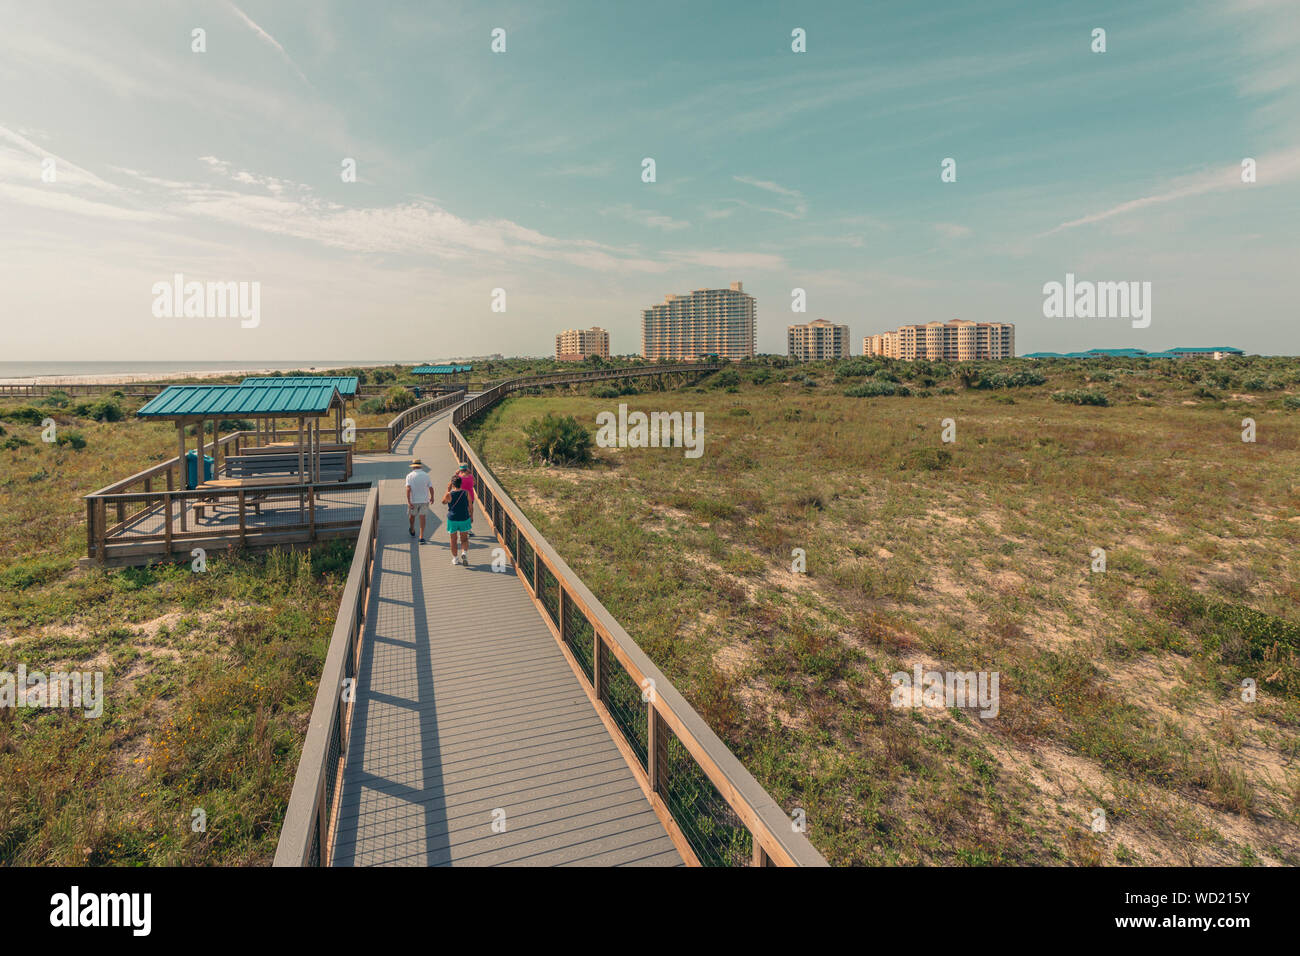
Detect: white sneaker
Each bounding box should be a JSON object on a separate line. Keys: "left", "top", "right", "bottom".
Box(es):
{"left": 460, "top": 554, "right": 470, "bottom": 566}
{"left": 451, "top": 556, "right": 459, "bottom": 566}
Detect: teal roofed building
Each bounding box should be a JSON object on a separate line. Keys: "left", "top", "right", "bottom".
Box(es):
{"left": 1166, "top": 347, "right": 1244, "bottom": 358}
{"left": 241, "top": 375, "right": 359, "bottom": 397}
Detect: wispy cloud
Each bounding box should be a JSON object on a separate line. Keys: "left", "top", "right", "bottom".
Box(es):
{"left": 934, "top": 223, "right": 972, "bottom": 239}
{"left": 600, "top": 203, "right": 691, "bottom": 231}
{"left": 223, "top": 1, "right": 311, "bottom": 85}
{"left": 731, "top": 175, "right": 808, "bottom": 219}
{"left": 1038, "top": 146, "right": 1300, "bottom": 237}
{"left": 666, "top": 249, "right": 785, "bottom": 271}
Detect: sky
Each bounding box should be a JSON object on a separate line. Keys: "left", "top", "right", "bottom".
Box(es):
{"left": 1, "top": 0, "right": 1297, "bottom": 361}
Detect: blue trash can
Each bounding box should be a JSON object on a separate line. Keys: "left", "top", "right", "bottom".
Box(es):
{"left": 186, "top": 450, "right": 214, "bottom": 489}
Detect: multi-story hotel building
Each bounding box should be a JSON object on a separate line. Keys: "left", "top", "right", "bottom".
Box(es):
{"left": 641, "top": 282, "right": 756, "bottom": 361}
{"left": 788, "top": 319, "right": 850, "bottom": 362}
{"left": 864, "top": 320, "right": 1015, "bottom": 361}
{"left": 555, "top": 327, "right": 610, "bottom": 361}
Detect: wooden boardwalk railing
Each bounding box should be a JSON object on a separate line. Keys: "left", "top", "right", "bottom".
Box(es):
{"left": 274, "top": 486, "right": 381, "bottom": 866}
{"left": 449, "top": 372, "right": 827, "bottom": 866}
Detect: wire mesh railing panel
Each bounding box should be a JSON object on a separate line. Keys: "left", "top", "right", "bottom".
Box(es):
{"left": 501, "top": 513, "right": 516, "bottom": 559}
{"left": 603, "top": 658, "right": 648, "bottom": 769}
{"left": 322, "top": 705, "right": 343, "bottom": 850}
{"left": 561, "top": 595, "right": 595, "bottom": 682}
{"left": 661, "top": 721, "right": 754, "bottom": 866}
{"left": 536, "top": 562, "right": 559, "bottom": 630}
{"left": 516, "top": 535, "right": 536, "bottom": 594}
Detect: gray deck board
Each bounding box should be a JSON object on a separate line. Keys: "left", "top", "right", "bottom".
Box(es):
{"left": 330, "top": 410, "right": 681, "bottom": 867}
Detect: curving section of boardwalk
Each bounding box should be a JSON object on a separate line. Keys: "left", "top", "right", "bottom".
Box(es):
{"left": 328, "top": 409, "right": 682, "bottom": 866}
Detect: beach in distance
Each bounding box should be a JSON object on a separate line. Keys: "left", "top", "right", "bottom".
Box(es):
{"left": 0, "top": 360, "right": 407, "bottom": 386}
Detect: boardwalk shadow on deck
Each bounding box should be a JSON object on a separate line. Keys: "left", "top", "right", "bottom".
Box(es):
{"left": 332, "top": 512, "right": 452, "bottom": 866}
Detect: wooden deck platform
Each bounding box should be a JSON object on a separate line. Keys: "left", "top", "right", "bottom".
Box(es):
{"left": 328, "top": 411, "right": 682, "bottom": 866}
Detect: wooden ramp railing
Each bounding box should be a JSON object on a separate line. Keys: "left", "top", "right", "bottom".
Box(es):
{"left": 274, "top": 487, "right": 380, "bottom": 866}
{"left": 448, "top": 374, "right": 827, "bottom": 867}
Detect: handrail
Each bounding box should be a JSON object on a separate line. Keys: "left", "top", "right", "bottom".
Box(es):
{"left": 274, "top": 485, "right": 380, "bottom": 867}
{"left": 384, "top": 389, "right": 466, "bottom": 451}
{"left": 86, "top": 429, "right": 248, "bottom": 498}
{"left": 448, "top": 364, "right": 827, "bottom": 867}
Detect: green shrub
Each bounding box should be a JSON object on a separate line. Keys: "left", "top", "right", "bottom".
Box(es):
{"left": 55, "top": 430, "right": 87, "bottom": 450}
{"left": 72, "top": 398, "right": 123, "bottom": 422}
{"left": 977, "top": 370, "right": 1046, "bottom": 389}
{"left": 845, "top": 380, "right": 910, "bottom": 398}
{"left": 1052, "top": 389, "right": 1110, "bottom": 407}
{"left": 591, "top": 385, "right": 621, "bottom": 399}
{"left": 709, "top": 369, "right": 741, "bottom": 389}
{"left": 383, "top": 386, "right": 416, "bottom": 412}
{"left": 1283, "top": 395, "right": 1300, "bottom": 410}
{"left": 0, "top": 405, "right": 46, "bottom": 425}
{"left": 42, "top": 390, "right": 71, "bottom": 408}
{"left": 899, "top": 447, "right": 952, "bottom": 471}
{"left": 523, "top": 413, "right": 593, "bottom": 465}
{"left": 834, "top": 358, "right": 885, "bottom": 380}
{"left": 359, "top": 397, "right": 386, "bottom": 414}
{"left": 2, "top": 436, "right": 31, "bottom": 450}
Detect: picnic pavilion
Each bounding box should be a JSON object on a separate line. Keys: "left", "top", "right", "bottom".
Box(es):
{"left": 412, "top": 364, "right": 472, "bottom": 389}
{"left": 240, "top": 375, "right": 359, "bottom": 441}
{"left": 136, "top": 381, "right": 348, "bottom": 530}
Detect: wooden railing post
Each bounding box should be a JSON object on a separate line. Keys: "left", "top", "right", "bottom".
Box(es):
{"left": 308, "top": 486, "right": 317, "bottom": 541}
{"left": 648, "top": 706, "right": 667, "bottom": 795}
{"left": 164, "top": 493, "right": 173, "bottom": 556}
{"left": 94, "top": 498, "right": 107, "bottom": 565}
{"left": 86, "top": 499, "right": 95, "bottom": 561}
{"left": 558, "top": 587, "right": 567, "bottom": 645}
{"left": 238, "top": 490, "right": 247, "bottom": 546}
{"left": 594, "top": 634, "right": 607, "bottom": 705}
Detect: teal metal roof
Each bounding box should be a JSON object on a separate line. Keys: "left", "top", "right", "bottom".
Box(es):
{"left": 413, "top": 364, "right": 473, "bottom": 374}
{"left": 1086, "top": 348, "right": 1148, "bottom": 356}
{"left": 1023, "top": 351, "right": 1062, "bottom": 358}
{"left": 1168, "top": 346, "right": 1243, "bottom": 353}
{"left": 137, "top": 383, "right": 344, "bottom": 418}
{"left": 241, "top": 375, "right": 359, "bottom": 396}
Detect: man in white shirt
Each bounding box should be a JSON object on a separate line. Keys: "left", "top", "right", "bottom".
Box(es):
{"left": 405, "top": 458, "right": 434, "bottom": 543}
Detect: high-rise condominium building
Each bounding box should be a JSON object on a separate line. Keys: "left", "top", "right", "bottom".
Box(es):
{"left": 864, "top": 320, "right": 1015, "bottom": 361}
{"left": 641, "top": 282, "right": 756, "bottom": 361}
{"left": 788, "top": 319, "right": 850, "bottom": 361}
{"left": 555, "top": 327, "right": 610, "bottom": 361}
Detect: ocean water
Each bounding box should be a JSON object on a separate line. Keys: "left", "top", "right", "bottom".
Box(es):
{"left": 0, "top": 361, "right": 401, "bottom": 384}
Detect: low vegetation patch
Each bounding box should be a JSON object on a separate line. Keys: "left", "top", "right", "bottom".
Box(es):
{"left": 464, "top": 356, "right": 1300, "bottom": 866}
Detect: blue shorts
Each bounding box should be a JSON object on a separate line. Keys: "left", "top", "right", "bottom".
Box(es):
{"left": 446, "top": 518, "right": 472, "bottom": 533}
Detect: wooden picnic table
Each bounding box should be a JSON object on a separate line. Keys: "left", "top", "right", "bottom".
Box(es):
{"left": 194, "top": 476, "right": 310, "bottom": 519}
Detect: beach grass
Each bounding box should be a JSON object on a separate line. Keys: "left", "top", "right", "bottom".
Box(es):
{"left": 462, "top": 356, "right": 1300, "bottom": 866}
{"left": 0, "top": 389, "right": 351, "bottom": 865}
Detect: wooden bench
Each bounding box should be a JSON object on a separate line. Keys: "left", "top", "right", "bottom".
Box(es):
{"left": 223, "top": 452, "right": 348, "bottom": 483}
{"left": 244, "top": 442, "right": 354, "bottom": 476}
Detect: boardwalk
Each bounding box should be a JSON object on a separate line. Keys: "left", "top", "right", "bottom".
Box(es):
{"left": 330, "top": 407, "right": 682, "bottom": 866}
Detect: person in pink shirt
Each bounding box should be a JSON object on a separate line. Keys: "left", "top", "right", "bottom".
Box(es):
{"left": 448, "top": 462, "right": 474, "bottom": 531}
